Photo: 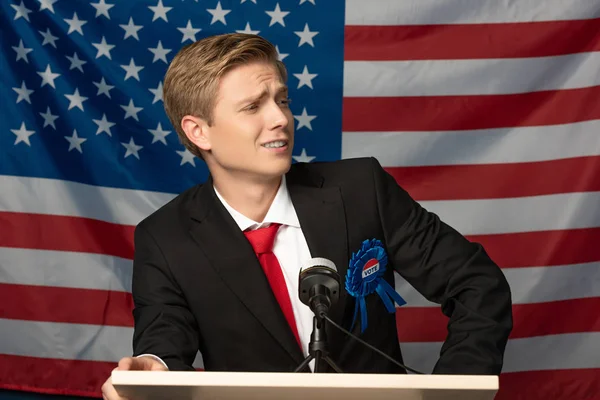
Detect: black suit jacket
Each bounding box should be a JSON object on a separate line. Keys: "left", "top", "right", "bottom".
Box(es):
{"left": 131, "top": 157, "right": 512, "bottom": 375}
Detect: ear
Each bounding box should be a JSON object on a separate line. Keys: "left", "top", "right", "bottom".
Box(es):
{"left": 181, "top": 115, "right": 211, "bottom": 151}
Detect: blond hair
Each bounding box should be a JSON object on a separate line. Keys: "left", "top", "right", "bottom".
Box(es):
{"left": 163, "top": 33, "right": 288, "bottom": 159}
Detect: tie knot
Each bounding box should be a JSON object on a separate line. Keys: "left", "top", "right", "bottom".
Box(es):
{"left": 244, "top": 223, "right": 281, "bottom": 255}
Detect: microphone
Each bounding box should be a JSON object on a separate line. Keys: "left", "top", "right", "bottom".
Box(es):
{"left": 298, "top": 257, "right": 340, "bottom": 319}
{"left": 295, "top": 257, "right": 424, "bottom": 375}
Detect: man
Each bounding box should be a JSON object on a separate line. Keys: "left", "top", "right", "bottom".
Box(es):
{"left": 102, "top": 33, "right": 512, "bottom": 398}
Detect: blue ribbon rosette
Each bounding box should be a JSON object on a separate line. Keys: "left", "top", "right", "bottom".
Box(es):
{"left": 345, "top": 239, "right": 407, "bottom": 333}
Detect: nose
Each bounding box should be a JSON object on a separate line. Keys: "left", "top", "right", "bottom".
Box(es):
{"left": 266, "top": 100, "right": 290, "bottom": 131}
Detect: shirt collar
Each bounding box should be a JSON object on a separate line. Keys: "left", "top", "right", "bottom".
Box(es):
{"left": 213, "top": 176, "right": 301, "bottom": 231}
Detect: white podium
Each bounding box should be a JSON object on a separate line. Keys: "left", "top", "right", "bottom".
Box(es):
{"left": 112, "top": 371, "right": 498, "bottom": 400}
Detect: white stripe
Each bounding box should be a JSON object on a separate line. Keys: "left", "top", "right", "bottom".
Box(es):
{"left": 420, "top": 191, "right": 600, "bottom": 235}
{"left": 0, "top": 319, "right": 132, "bottom": 362}
{"left": 345, "top": 0, "right": 600, "bottom": 25}
{"left": 490, "top": 263, "right": 600, "bottom": 304}
{"left": 4, "top": 247, "right": 597, "bottom": 306}
{"left": 0, "top": 248, "right": 132, "bottom": 292}
{"left": 3, "top": 179, "right": 600, "bottom": 239}
{"left": 3, "top": 180, "right": 599, "bottom": 240}
{"left": 344, "top": 53, "right": 600, "bottom": 96}
{"left": 0, "top": 318, "right": 205, "bottom": 368}
{"left": 0, "top": 175, "right": 175, "bottom": 226}
{"left": 342, "top": 120, "right": 600, "bottom": 167}
{"left": 394, "top": 262, "right": 600, "bottom": 307}
{"left": 401, "top": 333, "right": 600, "bottom": 374}
{"left": 5, "top": 320, "right": 597, "bottom": 374}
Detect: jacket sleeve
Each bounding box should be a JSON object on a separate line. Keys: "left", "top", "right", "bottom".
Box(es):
{"left": 130, "top": 223, "right": 199, "bottom": 371}
{"left": 369, "top": 157, "right": 513, "bottom": 375}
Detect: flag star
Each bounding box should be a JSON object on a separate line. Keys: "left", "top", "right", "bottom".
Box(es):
{"left": 177, "top": 148, "right": 196, "bottom": 166}
{"left": 39, "top": 28, "right": 59, "bottom": 48}
{"left": 66, "top": 52, "right": 87, "bottom": 72}
{"left": 122, "top": 137, "right": 143, "bottom": 159}
{"left": 120, "top": 99, "right": 143, "bottom": 121}
{"left": 300, "top": 0, "right": 315, "bottom": 4}
{"left": 64, "top": 12, "right": 87, "bottom": 35}
{"left": 149, "top": 81, "right": 163, "bottom": 104}
{"left": 93, "top": 77, "right": 114, "bottom": 98}
{"left": 92, "top": 36, "right": 115, "bottom": 59}
{"left": 294, "top": 23, "right": 318, "bottom": 47}
{"left": 37, "top": 64, "right": 61, "bottom": 89}
{"left": 11, "top": 122, "right": 36, "bottom": 146}
{"left": 148, "top": 122, "right": 171, "bottom": 145}
{"left": 275, "top": 45, "right": 288, "bottom": 61}
{"left": 177, "top": 20, "right": 201, "bottom": 43}
{"left": 65, "top": 130, "right": 87, "bottom": 153}
{"left": 40, "top": 106, "right": 59, "bottom": 129}
{"left": 293, "top": 65, "right": 317, "bottom": 89}
{"left": 120, "top": 17, "right": 143, "bottom": 40}
{"left": 91, "top": 0, "right": 114, "bottom": 19}
{"left": 12, "top": 81, "right": 34, "bottom": 104}
{"left": 149, "top": 41, "right": 172, "bottom": 63}
{"left": 149, "top": 0, "right": 172, "bottom": 22}
{"left": 11, "top": 1, "right": 32, "bottom": 22}
{"left": 65, "top": 88, "right": 88, "bottom": 111}
{"left": 293, "top": 148, "right": 315, "bottom": 163}
{"left": 236, "top": 22, "right": 260, "bottom": 35}
{"left": 265, "top": 3, "right": 289, "bottom": 27}
{"left": 39, "top": 0, "right": 58, "bottom": 13}
{"left": 207, "top": 1, "right": 231, "bottom": 25}
{"left": 241, "top": 0, "right": 257, "bottom": 3}
{"left": 93, "top": 113, "right": 115, "bottom": 136}
{"left": 294, "top": 107, "right": 317, "bottom": 130}
{"left": 120, "top": 58, "right": 144, "bottom": 81}
{"left": 12, "top": 39, "right": 33, "bottom": 63}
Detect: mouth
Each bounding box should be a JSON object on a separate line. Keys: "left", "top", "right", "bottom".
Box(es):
{"left": 261, "top": 140, "right": 289, "bottom": 151}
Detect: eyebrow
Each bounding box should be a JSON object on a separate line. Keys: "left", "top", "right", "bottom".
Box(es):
{"left": 237, "top": 85, "right": 288, "bottom": 107}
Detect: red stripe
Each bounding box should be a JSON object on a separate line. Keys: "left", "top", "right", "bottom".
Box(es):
{"left": 2, "top": 214, "right": 598, "bottom": 272}
{"left": 385, "top": 156, "right": 600, "bottom": 201}
{"left": 0, "top": 357, "right": 596, "bottom": 400}
{"left": 5, "top": 282, "right": 599, "bottom": 340}
{"left": 468, "top": 228, "right": 600, "bottom": 269}
{"left": 0, "top": 283, "right": 134, "bottom": 327}
{"left": 497, "top": 369, "right": 600, "bottom": 400}
{"left": 396, "top": 298, "right": 600, "bottom": 342}
{"left": 0, "top": 211, "right": 134, "bottom": 259}
{"left": 345, "top": 19, "right": 600, "bottom": 60}
{"left": 342, "top": 86, "right": 600, "bottom": 132}
{"left": 0, "top": 354, "right": 112, "bottom": 398}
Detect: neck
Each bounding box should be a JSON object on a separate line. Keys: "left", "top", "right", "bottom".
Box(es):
{"left": 212, "top": 173, "right": 282, "bottom": 223}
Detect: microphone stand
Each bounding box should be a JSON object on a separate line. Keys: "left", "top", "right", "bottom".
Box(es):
{"left": 294, "top": 315, "right": 343, "bottom": 373}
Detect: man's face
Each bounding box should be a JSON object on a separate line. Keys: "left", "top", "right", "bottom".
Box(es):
{"left": 199, "top": 61, "right": 294, "bottom": 182}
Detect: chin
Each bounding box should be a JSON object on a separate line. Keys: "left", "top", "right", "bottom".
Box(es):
{"left": 263, "top": 159, "right": 292, "bottom": 178}
{"left": 274, "top": 163, "right": 292, "bottom": 176}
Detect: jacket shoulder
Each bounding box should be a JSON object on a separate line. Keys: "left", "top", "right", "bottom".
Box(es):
{"left": 135, "top": 183, "right": 203, "bottom": 234}
{"left": 289, "top": 157, "right": 380, "bottom": 185}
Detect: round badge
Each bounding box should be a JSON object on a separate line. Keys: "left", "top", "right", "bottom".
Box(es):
{"left": 361, "top": 258, "right": 380, "bottom": 282}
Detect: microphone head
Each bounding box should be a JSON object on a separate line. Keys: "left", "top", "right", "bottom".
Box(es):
{"left": 300, "top": 257, "right": 338, "bottom": 274}
{"left": 298, "top": 257, "right": 340, "bottom": 311}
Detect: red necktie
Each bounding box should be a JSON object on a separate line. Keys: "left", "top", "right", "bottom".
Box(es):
{"left": 244, "top": 223, "right": 302, "bottom": 349}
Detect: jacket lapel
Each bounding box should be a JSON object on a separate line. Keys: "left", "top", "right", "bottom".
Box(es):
{"left": 186, "top": 180, "right": 305, "bottom": 365}
{"left": 286, "top": 167, "right": 350, "bottom": 351}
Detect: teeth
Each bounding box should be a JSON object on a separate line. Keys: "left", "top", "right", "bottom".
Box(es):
{"left": 263, "top": 140, "right": 286, "bottom": 148}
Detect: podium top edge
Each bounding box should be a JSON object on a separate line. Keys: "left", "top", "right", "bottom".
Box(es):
{"left": 112, "top": 371, "right": 499, "bottom": 390}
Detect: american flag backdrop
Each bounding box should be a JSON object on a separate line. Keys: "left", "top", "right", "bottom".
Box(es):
{"left": 1, "top": 0, "right": 599, "bottom": 399}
